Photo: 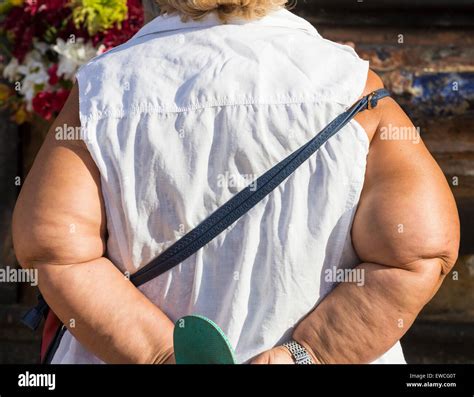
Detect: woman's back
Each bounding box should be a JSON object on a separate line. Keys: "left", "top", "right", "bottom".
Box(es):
{"left": 52, "top": 9, "right": 405, "bottom": 364}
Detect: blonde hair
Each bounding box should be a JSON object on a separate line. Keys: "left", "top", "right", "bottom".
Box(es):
{"left": 155, "top": 0, "right": 289, "bottom": 22}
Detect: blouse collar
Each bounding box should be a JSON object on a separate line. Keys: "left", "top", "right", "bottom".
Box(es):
{"left": 132, "top": 8, "right": 320, "bottom": 40}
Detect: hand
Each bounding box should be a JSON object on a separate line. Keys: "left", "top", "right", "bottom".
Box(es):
{"left": 250, "top": 346, "right": 295, "bottom": 364}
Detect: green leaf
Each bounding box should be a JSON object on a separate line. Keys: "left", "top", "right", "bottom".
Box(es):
{"left": 71, "top": 0, "right": 128, "bottom": 35}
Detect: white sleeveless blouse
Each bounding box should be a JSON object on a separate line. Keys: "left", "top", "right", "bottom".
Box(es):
{"left": 52, "top": 8, "right": 405, "bottom": 364}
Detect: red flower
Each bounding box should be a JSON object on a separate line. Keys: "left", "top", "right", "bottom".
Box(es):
{"left": 1, "top": 1, "right": 73, "bottom": 62}
{"left": 48, "top": 64, "right": 59, "bottom": 85}
{"left": 32, "top": 91, "right": 54, "bottom": 120}
{"left": 32, "top": 89, "right": 70, "bottom": 120}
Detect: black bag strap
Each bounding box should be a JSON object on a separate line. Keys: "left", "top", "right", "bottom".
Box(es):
{"left": 130, "top": 89, "right": 391, "bottom": 287}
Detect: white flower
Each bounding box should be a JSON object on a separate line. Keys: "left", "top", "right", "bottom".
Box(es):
{"left": 21, "top": 72, "right": 50, "bottom": 111}
{"left": 53, "top": 38, "right": 99, "bottom": 81}
{"left": 3, "top": 58, "right": 20, "bottom": 82}
{"left": 14, "top": 49, "right": 50, "bottom": 111}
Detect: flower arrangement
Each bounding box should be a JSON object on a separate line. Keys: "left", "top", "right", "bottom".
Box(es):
{"left": 0, "top": 0, "right": 144, "bottom": 123}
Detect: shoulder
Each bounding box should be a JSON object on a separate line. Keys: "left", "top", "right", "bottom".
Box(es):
{"left": 75, "top": 37, "right": 140, "bottom": 86}
{"left": 354, "top": 69, "right": 390, "bottom": 142}
{"left": 362, "top": 69, "right": 385, "bottom": 97}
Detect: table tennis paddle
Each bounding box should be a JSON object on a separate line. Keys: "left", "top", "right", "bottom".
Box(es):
{"left": 173, "top": 315, "right": 237, "bottom": 364}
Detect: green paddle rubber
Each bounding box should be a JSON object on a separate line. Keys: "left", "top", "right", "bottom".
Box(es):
{"left": 174, "top": 315, "right": 237, "bottom": 364}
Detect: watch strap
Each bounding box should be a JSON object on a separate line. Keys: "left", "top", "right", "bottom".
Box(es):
{"left": 283, "top": 340, "right": 314, "bottom": 364}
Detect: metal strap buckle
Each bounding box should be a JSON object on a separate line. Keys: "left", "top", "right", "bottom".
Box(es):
{"left": 367, "top": 91, "right": 377, "bottom": 110}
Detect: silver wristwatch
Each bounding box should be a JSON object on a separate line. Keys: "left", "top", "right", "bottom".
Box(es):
{"left": 283, "top": 340, "right": 314, "bottom": 364}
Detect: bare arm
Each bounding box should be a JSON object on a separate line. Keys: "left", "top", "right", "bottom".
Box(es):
{"left": 251, "top": 71, "right": 460, "bottom": 364}
{"left": 12, "top": 84, "right": 174, "bottom": 364}
{"left": 289, "top": 72, "right": 460, "bottom": 364}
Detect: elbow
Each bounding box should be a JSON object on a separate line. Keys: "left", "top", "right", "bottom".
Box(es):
{"left": 390, "top": 214, "right": 460, "bottom": 279}
{"left": 405, "top": 254, "right": 457, "bottom": 309}
{"left": 416, "top": 229, "right": 460, "bottom": 278}
{"left": 12, "top": 202, "right": 87, "bottom": 269}
{"left": 417, "top": 190, "right": 461, "bottom": 277}
{"left": 12, "top": 195, "right": 106, "bottom": 270}
{"left": 12, "top": 203, "right": 33, "bottom": 269}
{"left": 390, "top": 226, "right": 460, "bottom": 307}
{"left": 12, "top": 201, "right": 51, "bottom": 269}
{"left": 438, "top": 251, "right": 458, "bottom": 277}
